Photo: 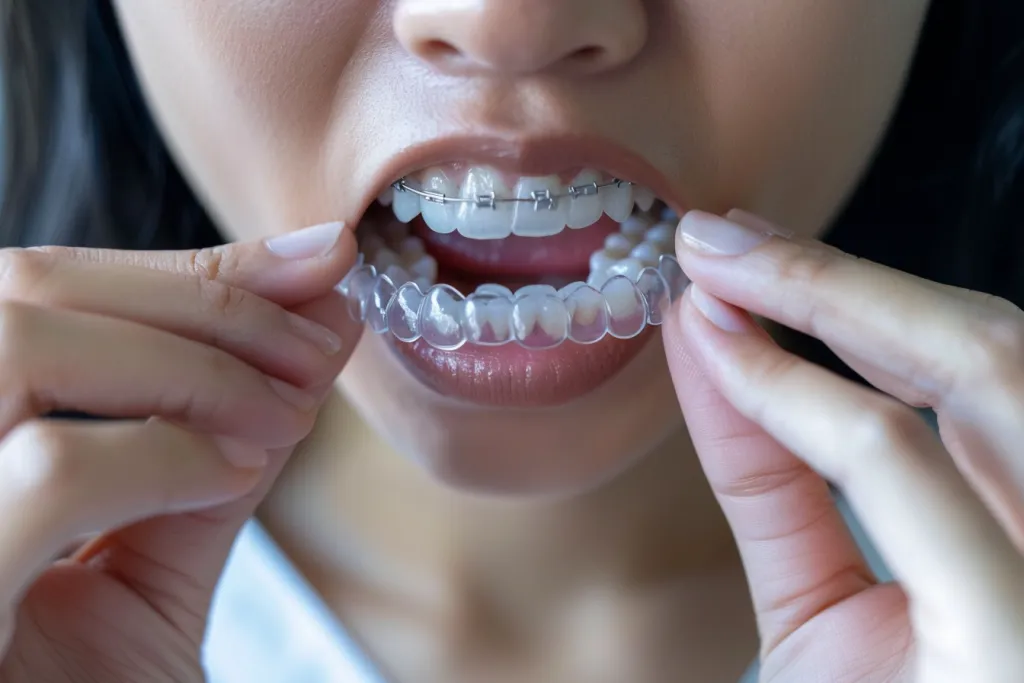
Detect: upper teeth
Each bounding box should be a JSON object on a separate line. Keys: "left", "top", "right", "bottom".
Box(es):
{"left": 379, "top": 166, "right": 657, "bottom": 240}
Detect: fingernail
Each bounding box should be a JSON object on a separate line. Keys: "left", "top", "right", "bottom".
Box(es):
{"left": 724, "top": 209, "right": 792, "bottom": 237}
{"left": 214, "top": 437, "right": 269, "bottom": 469}
{"left": 288, "top": 313, "right": 342, "bottom": 355}
{"left": 688, "top": 284, "right": 753, "bottom": 333}
{"left": 268, "top": 378, "right": 319, "bottom": 411}
{"left": 678, "top": 210, "right": 775, "bottom": 256}
{"left": 265, "top": 221, "right": 344, "bottom": 260}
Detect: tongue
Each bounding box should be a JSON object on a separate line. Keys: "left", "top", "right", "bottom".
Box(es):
{"left": 413, "top": 215, "right": 619, "bottom": 278}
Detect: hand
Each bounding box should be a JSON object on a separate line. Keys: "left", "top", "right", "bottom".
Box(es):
{"left": 0, "top": 221, "right": 360, "bottom": 683}
{"left": 663, "top": 210, "right": 1024, "bottom": 683}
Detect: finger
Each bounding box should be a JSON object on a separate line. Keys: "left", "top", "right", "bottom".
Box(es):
{"left": 675, "top": 210, "right": 1024, "bottom": 525}
{"left": 0, "top": 249, "right": 346, "bottom": 389}
{"left": 28, "top": 219, "right": 357, "bottom": 308}
{"left": 0, "top": 301, "right": 317, "bottom": 448}
{"left": 675, "top": 210, "right": 1024, "bottom": 414}
{"left": 0, "top": 418, "right": 264, "bottom": 609}
{"left": 663, "top": 298, "right": 875, "bottom": 654}
{"left": 66, "top": 289, "right": 364, "bottom": 642}
{"left": 681, "top": 285, "right": 1024, "bottom": 628}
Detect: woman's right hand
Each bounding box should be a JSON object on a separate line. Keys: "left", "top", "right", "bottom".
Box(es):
{"left": 0, "top": 221, "right": 360, "bottom": 683}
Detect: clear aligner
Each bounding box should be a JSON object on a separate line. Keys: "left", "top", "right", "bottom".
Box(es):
{"left": 339, "top": 255, "right": 687, "bottom": 350}
{"left": 338, "top": 210, "right": 689, "bottom": 351}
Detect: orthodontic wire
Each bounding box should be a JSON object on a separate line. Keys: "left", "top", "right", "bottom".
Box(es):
{"left": 392, "top": 178, "right": 633, "bottom": 211}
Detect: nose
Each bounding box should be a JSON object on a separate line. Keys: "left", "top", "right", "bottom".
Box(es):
{"left": 393, "top": 0, "right": 647, "bottom": 77}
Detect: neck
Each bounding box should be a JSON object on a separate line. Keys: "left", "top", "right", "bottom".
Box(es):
{"left": 262, "top": 391, "right": 743, "bottom": 618}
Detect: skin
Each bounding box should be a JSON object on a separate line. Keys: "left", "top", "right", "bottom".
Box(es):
{"left": 4, "top": 1, "right": 1021, "bottom": 683}
{"left": 103, "top": 0, "right": 932, "bottom": 680}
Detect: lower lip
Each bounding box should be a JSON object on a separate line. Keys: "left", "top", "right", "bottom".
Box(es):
{"left": 388, "top": 326, "right": 655, "bottom": 408}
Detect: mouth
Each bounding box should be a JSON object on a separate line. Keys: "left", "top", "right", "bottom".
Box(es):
{"left": 338, "top": 148, "right": 689, "bottom": 408}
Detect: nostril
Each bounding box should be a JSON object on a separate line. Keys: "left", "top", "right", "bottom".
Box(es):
{"left": 419, "top": 39, "right": 461, "bottom": 61}
{"left": 570, "top": 46, "right": 605, "bottom": 63}
{"left": 565, "top": 45, "right": 602, "bottom": 67}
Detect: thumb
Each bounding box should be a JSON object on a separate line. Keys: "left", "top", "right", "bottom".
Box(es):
{"left": 663, "top": 288, "right": 872, "bottom": 655}
{"left": 43, "top": 221, "right": 357, "bottom": 308}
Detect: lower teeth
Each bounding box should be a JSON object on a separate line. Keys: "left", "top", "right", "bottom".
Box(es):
{"left": 338, "top": 210, "right": 689, "bottom": 351}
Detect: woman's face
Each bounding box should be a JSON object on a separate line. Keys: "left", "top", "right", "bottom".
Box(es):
{"left": 111, "top": 0, "right": 930, "bottom": 495}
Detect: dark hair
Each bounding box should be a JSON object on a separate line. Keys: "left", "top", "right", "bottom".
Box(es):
{"left": 1, "top": 1, "right": 1022, "bottom": 306}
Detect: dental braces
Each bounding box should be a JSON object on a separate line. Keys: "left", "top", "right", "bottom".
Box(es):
{"left": 392, "top": 177, "right": 634, "bottom": 211}
{"left": 337, "top": 254, "right": 689, "bottom": 351}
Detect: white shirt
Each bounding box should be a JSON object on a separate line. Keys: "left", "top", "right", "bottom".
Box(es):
{"left": 203, "top": 495, "right": 888, "bottom": 683}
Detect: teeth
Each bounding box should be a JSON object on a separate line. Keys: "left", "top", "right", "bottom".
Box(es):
{"left": 465, "top": 292, "right": 513, "bottom": 345}
{"left": 388, "top": 167, "right": 656, "bottom": 238}
{"left": 629, "top": 242, "right": 662, "bottom": 267}
{"left": 392, "top": 181, "right": 421, "bottom": 223}
{"left": 618, "top": 215, "right": 650, "bottom": 244}
{"left": 455, "top": 167, "right": 514, "bottom": 239}
{"left": 589, "top": 250, "right": 616, "bottom": 275}
{"left": 407, "top": 254, "right": 438, "bottom": 282}
{"left": 512, "top": 177, "right": 568, "bottom": 237}
{"left": 601, "top": 276, "right": 646, "bottom": 339}
{"left": 368, "top": 274, "right": 398, "bottom": 334}
{"left": 355, "top": 194, "right": 684, "bottom": 349}
{"left": 644, "top": 222, "right": 675, "bottom": 250}
{"left": 419, "top": 285, "right": 467, "bottom": 351}
{"left": 561, "top": 283, "right": 609, "bottom": 344}
{"left": 566, "top": 170, "right": 603, "bottom": 229}
{"left": 632, "top": 185, "right": 655, "bottom": 212}
{"left": 372, "top": 247, "right": 401, "bottom": 272}
{"left": 601, "top": 182, "right": 633, "bottom": 223}
{"left": 512, "top": 285, "right": 569, "bottom": 349}
{"left": 605, "top": 257, "right": 645, "bottom": 282}
{"left": 388, "top": 282, "right": 425, "bottom": 342}
{"left": 420, "top": 168, "right": 458, "bottom": 234}
{"left": 604, "top": 233, "right": 633, "bottom": 257}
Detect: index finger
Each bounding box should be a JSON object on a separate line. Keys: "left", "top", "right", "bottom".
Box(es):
{"left": 30, "top": 220, "right": 358, "bottom": 307}
{"left": 674, "top": 210, "right": 1024, "bottom": 411}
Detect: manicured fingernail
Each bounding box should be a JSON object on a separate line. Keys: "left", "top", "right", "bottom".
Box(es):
{"left": 268, "top": 378, "right": 319, "bottom": 411}
{"left": 288, "top": 313, "right": 342, "bottom": 355}
{"left": 724, "top": 209, "right": 792, "bottom": 237}
{"left": 265, "top": 221, "right": 344, "bottom": 260}
{"left": 215, "top": 437, "right": 269, "bottom": 469}
{"left": 688, "top": 284, "right": 753, "bottom": 333}
{"left": 678, "top": 210, "right": 774, "bottom": 256}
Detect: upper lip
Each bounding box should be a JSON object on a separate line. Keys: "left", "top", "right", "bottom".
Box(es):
{"left": 363, "top": 134, "right": 682, "bottom": 214}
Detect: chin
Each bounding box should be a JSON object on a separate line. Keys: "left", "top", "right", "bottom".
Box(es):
{"left": 339, "top": 323, "right": 683, "bottom": 498}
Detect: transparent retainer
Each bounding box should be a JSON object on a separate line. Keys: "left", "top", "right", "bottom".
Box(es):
{"left": 337, "top": 254, "right": 689, "bottom": 351}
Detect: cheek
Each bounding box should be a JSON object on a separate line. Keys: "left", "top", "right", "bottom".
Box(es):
{"left": 110, "top": 1, "right": 372, "bottom": 240}
{"left": 685, "top": 0, "right": 929, "bottom": 234}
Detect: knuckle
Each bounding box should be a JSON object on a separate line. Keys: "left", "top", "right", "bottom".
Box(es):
{"left": 0, "top": 421, "right": 81, "bottom": 501}
{"left": 0, "top": 300, "right": 36, "bottom": 362}
{"left": 968, "top": 303, "right": 1024, "bottom": 370}
{"left": 0, "top": 248, "right": 57, "bottom": 300}
{"left": 186, "top": 246, "right": 239, "bottom": 284}
{"left": 195, "top": 277, "right": 254, "bottom": 323}
{"left": 845, "top": 399, "right": 932, "bottom": 473}
{"left": 949, "top": 298, "right": 1024, "bottom": 397}
{"left": 769, "top": 245, "right": 849, "bottom": 331}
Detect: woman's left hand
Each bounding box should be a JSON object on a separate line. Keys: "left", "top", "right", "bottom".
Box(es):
{"left": 663, "top": 209, "right": 1024, "bottom": 683}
